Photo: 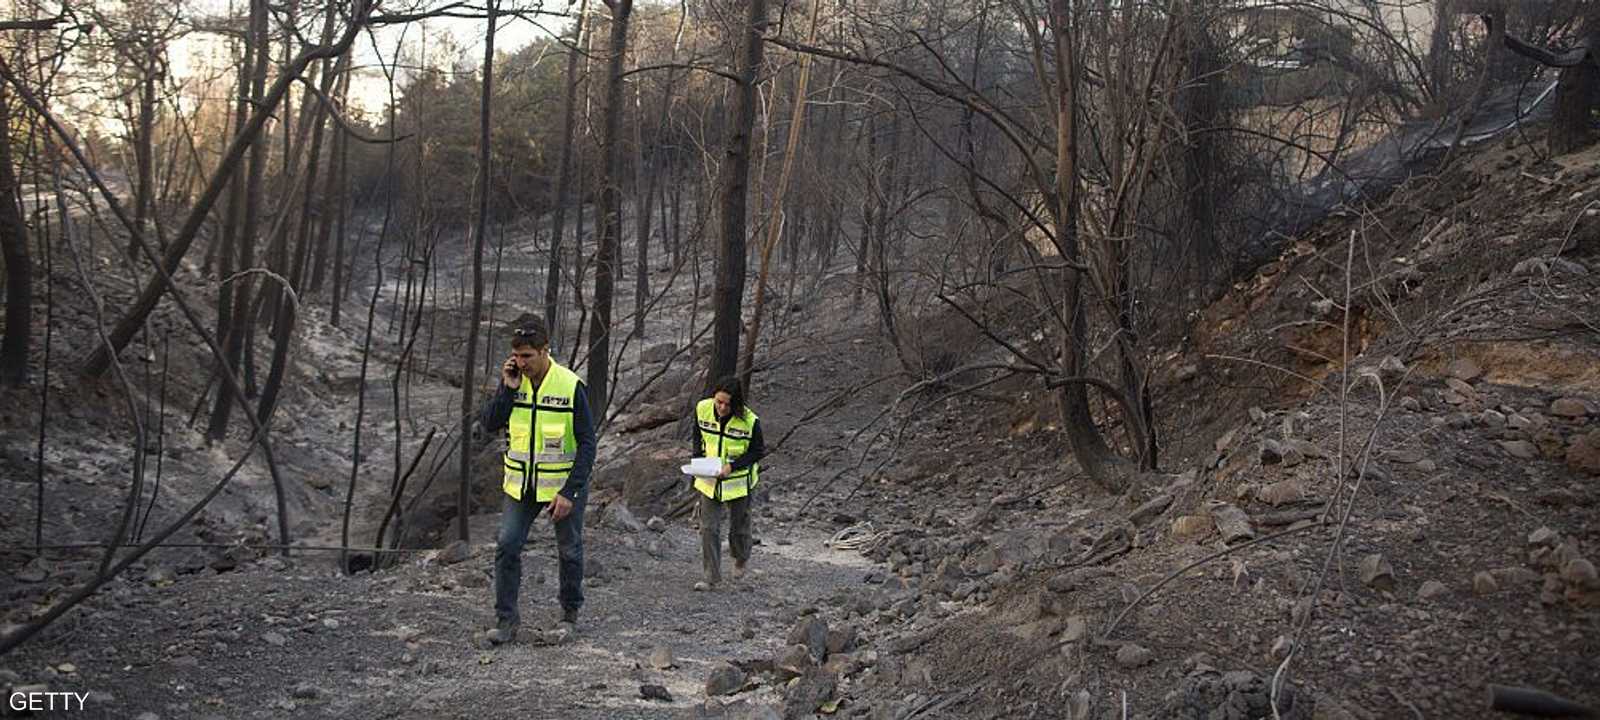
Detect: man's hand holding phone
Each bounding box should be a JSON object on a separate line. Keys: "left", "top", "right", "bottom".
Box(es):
{"left": 502, "top": 356, "right": 520, "bottom": 389}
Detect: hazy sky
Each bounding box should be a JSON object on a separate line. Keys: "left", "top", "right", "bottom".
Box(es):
{"left": 168, "top": 1, "right": 574, "bottom": 119}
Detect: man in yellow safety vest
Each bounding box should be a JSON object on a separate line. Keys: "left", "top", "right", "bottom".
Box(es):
{"left": 478, "top": 317, "right": 596, "bottom": 644}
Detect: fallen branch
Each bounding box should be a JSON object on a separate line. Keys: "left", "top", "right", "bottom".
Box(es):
{"left": 1488, "top": 684, "right": 1596, "bottom": 718}
{"left": 0, "top": 16, "right": 65, "bottom": 31}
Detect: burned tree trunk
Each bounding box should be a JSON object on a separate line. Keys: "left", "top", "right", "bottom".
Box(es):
{"left": 586, "top": 0, "right": 633, "bottom": 417}
{"left": 739, "top": 0, "right": 821, "bottom": 384}
{"left": 1492, "top": 12, "right": 1600, "bottom": 154}
{"left": 130, "top": 66, "right": 158, "bottom": 258}
{"left": 207, "top": 0, "right": 271, "bottom": 441}
{"left": 1549, "top": 36, "right": 1600, "bottom": 154}
{"left": 0, "top": 81, "right": 30, "bottom": 386}
{"left": 460, "top": 0, "right": 499, "bottom": 542}
{"left": 546, "top": 0, "right": 589, "bottom": 338}
{"left": 709, "top": 0, "right": 765, "bottom": 386}
{"left": 1050, "top": 0, "right": 1126, "bottom": 490}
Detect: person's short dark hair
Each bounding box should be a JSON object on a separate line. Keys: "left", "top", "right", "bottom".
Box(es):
{"left": 711, "top": 375, "right": 746, "bottom": 418}
{"left": 510, "top": 315, "right": 549, "bottom": 349}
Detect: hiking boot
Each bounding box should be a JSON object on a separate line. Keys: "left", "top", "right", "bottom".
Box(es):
{"left": 561, "top": 608, "right": 579, "bottom": 626}
{"left": 732, "top": 561, "right": 747, "bottom": 580}
{"left": 488, "top": 620, "right": 518, "bottom": 645}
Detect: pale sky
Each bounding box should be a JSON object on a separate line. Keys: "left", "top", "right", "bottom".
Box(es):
{"left": 168, "top": 1, "right": 571, "bottom": 120}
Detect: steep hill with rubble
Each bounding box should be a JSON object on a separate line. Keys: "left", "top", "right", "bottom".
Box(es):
{"left": 2, "top": 132, "right": 1597, "bottom": 720}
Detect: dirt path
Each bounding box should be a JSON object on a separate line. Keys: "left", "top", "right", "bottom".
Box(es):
{"left": 0, "top": 504, "right": 885, "bottom": 719}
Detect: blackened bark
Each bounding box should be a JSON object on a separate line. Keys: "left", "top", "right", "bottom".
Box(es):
{"left": 710, "top": 0, "right": 765, "bottom": 388}
{"left": 546, "top": 0, "right": 589, "bottom": 337}
{"left": 586, "top": 0, "right": 633, "bottom": 417}
{"left": 0, "top": 82, "right": 31, "bottom": 386}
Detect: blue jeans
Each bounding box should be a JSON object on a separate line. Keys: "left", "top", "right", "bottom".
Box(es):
{"left": 494, "top": 491, "right": 585, "bottom": 626}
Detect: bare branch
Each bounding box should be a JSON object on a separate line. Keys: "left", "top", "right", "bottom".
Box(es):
{"left": 619, "top": 62, "right": 741, "bottom": 84}
{"left": 296, "top": 75, "right": 411, "bottom": 144}
{"left": 1484, "top": 13, "right": 1596, "bottom": 67}
{"left": 0, "top": 16, "right": 64, "bottom": 31}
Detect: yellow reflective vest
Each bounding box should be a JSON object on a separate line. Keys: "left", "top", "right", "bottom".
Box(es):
{"left": 694, "top": 398, "right": 759, "bottom": 501}
{"left": 502, "top": 362, "right": 580, "bottom": 502}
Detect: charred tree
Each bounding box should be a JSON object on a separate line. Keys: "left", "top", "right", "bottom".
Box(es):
{"left": 710, "top": 0, "right": 765, "bottom": 387}
{"left": 460, "top": 0, "right": 499, "bottom": 541}
{"left": 545, "top": 0, "right": 589, "bottom": 338}
{"left": 586, "top": 0, "right": 633, "bottom": 417}
{"left": 1492, "top": 11, "right": 1600, "bottom": 154}
{"left": 0, "top": 81, "right": 30, "bottom": 386}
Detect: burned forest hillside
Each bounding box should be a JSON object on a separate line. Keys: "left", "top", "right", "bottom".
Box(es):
{"left": 2, "top": 1, "right": 1599, "bottom": 719}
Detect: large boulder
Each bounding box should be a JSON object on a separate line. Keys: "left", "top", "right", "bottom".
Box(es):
{"left": 613, "top": 443, "right": 695, "bottom": 519}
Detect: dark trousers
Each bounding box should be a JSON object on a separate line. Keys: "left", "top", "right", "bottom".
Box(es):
{"left": 699, "top": 492, "right": 752, "bottom": 583}
{"left": 495, "top": 491, "right": 585, "bottom": 626}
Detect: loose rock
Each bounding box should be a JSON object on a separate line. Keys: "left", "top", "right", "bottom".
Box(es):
{"left": 1528, "top": 527, "right": 1562, "bottom": 547}
{"left": 1561, "top": 558, "right": 1599, "bottom": 589}
{"left": 603, "top": 503, "right": 644, "bottom": 533}
{"left": 1115, "top": 644, "right": 1153, "bottom": 668}
{"left": 1550, "top": 398, "right": 1591, "bottom": 418}
{"left": 775, "top": 643, "right": 816, "bottom": 680}
{"left": 1172, "top": 515, "right": 1211, "bottom": 540}
{"left": 787, "top": 617, "right": 829, "bottom": 660}
{"left": 1260, "top": 440, "right": 1284, "bottom": 465}
{"left": 1129, "top": 493, "right": 1173, "bottom": 525}
{"left": 1359, "top": 554, "right": 1395, "bottom": 591}
{"left": 1446, "top": 358, "right": 1482, "bottom": 381}
{"left": 1269, "top": 635, "right": 1294, "bottom": 662}
{"left": 783, "top": 669, "right": 839, "bottom": 718}
{"left": 648, "top": 644, "right": 676, "bottom": 670}
{"left": 1379, "top": 356, "right": 1407, "bottom": 380}
{"left": 825, "top": 626, "right": 858, "bottom": 656}
{"left": 1062, "top": 615, "right": 1088, "bottom": 643}
{"left": 1473, "top": 571, "right": 1500, "bottom": 596}
{"left": 1258, "top": 480, "right": 1305, "bottom": 507}
{"left": 705, "top": 663, "right": 747, "bottom": 696}
{"left": 434, "top": 540, "right": 471, "bottom": 566}
{"left": 1567, "top": 430, "right": 1600, "bottom": 475}
{"left": 1489, "top": 567, "right": 1541, "bottom": 587}
{"left": 1499, "top": 440, "right": 1538, "bottom": 460}
{"left": 144, "top": 565, "right": 175, "bottom": 586}
{"left": 1208, "top": 502, "right": 1256, "bottom": 543}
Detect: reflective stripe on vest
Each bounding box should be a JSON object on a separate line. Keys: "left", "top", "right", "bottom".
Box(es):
{"left": 503, "top": 362, "right": 580, "bottom": 502}
{"left": 693, "top": 397, "right": 758, "bottom": 502}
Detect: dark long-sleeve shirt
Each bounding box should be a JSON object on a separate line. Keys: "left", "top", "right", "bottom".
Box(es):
{"left": 691, "top": 413, "right": 765, "bottom": 473}
{"left": 479, "top": 379, "right": 596, "bottom": 501}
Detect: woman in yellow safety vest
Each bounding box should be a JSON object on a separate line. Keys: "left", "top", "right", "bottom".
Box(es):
{"left": 690, "top": 376, "right": 767, "bottom": 590}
